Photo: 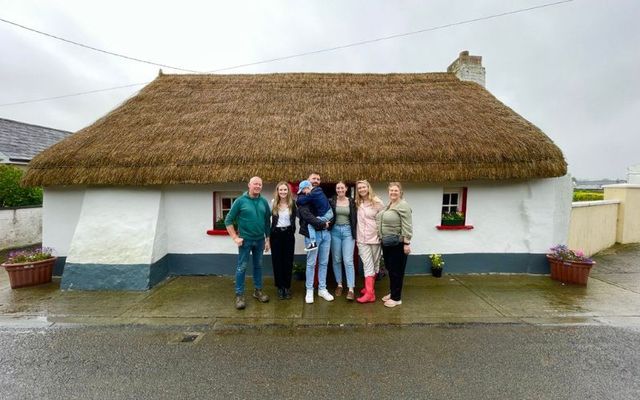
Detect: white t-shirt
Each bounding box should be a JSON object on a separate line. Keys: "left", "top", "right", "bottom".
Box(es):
{"left": 276, "top": 207, "right": 291, "bottom": 228}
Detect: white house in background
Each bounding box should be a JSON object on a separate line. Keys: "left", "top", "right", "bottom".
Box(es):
{"left": 24, "top": 51, "right": 571, "bottom": 290}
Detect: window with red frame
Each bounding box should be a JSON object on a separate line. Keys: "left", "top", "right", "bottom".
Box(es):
{"left": 437, "top": 187, "right": 473, "bottom": 230}
{"left": 207, "top": 191, "right": 241, "bottom": 235}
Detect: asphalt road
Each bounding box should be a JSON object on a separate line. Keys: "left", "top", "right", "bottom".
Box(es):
{"left": 1, "top": 324, "right": 639, "bottom": 399}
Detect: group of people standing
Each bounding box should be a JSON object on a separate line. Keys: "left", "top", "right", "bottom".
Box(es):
{"left": 224, "top": 173, "right": 413, "bottom": 310}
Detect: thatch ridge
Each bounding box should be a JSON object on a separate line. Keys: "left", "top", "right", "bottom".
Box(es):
{"left": 23, "top": 72, "right": 566, "bottom": 186}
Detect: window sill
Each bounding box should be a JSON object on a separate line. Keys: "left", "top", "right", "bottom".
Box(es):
{"left": 206, "top": 229, "right": 229, "bottom": 236}
{"left": 436, "top": 225, "right": 474, "bottom": 230}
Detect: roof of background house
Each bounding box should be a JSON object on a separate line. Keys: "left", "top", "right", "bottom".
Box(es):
{"left": 23, "top": 72, "right": 567, "bottom": 186}
{"left": 0, "top": 118, "right": 71, "bottom": 164}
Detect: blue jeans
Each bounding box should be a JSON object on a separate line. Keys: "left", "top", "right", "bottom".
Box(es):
{"left": 235, "top": 238, "right": 265, "bottom": 296}
{"left": 305, "top": 229, "right": 331, "bottom": 290}
{"left": 331, "top": 224, "right": 355, "bottom": 288}
{"left": 305, "top": 208, "right": 334, "bottom": 246}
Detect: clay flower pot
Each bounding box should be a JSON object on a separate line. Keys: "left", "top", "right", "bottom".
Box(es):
{"left": 1, "top": 257, "right": 56, "bottom": 289}
{"left": 546, "top": 255, "right": 595, "bottom": 285}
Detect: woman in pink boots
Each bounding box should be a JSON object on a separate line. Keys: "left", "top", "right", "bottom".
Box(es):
{"left": 354, "top": 180, "right": 384, "bottom": 303}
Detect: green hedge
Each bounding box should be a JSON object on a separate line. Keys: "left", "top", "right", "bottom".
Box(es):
{"left": 0, "top": 164, "right": 43, "bottom": 207}
{"left": 573, "top": 190, "right": 604, "bottom": 202}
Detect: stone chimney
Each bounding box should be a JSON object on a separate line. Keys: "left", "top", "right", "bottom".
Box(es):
{"left": 447, "top": 50, "right": 485, "bottom": 87}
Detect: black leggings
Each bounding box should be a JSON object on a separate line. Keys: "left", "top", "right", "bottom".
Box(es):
{"left": 270, "top": 228, "right": 295, "bottom": 289}
{"left": 382, "top": 242, "right": 408, "bottom": 301}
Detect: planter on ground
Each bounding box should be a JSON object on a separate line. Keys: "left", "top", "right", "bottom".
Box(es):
{"left": 546, "top": 255, "right": 595, "bottom": 285}
{"left": 1, "top": 257, "right": 56, "bottom": 289}
{"left": 431, "top": 267, "right": 443, "bottom": 278}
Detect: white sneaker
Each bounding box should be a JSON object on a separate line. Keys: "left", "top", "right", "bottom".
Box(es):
{"left": 305, "top": 289, "right": 314, "bottom": 304}
{"left": 318, "top": 289, "right": 334, "bottom": 302}
{"left": 384, "top": 299, "right": 402, "bottom": 308}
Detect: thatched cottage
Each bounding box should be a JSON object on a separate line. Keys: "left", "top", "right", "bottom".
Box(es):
{"left": 24, "top": 51, "right": 571, "bottom": 290}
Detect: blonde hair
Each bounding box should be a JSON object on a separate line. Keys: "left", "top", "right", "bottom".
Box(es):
{"left": 272, "top": 181, "right": 293, "bottom": 216}
{"left": 355, "top": 180, "right": 381, "bottom": 208}
{"left": 388, "top": 181, "right": 404, "bottom": 199}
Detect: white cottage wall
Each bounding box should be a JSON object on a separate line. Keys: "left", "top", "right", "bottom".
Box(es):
{"left": 42, "top": 187, "right": 85, "bottom": 256}
{"left": 46, "top": 176, "right": 572, "bottom": 288}
{"left": 163, "top": 183, "right": 309, "bottom": 255}
{"left": 159, "top": 178, "right": 570, "bottom": 257}
{"left": 151, "top": 191, "right": 168, "bottom": 264}
{"left": 164, "top": 185, "right": 234, "bottom": 254}
{"left": 66, "top": 188, "right": 162, "bottom": 265}
{"left": 380, "top": 176, "right": 571, "bottom": 255}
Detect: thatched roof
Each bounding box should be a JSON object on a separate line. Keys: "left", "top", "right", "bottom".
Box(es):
{"left": 23, "top": 72, "right": 566, "bottom": 186}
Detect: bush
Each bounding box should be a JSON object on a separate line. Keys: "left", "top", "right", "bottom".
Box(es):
{"left": 0, "top": 165, "right": 43, "bottom": 207}
{"left": 573, "top": 190, "right": 604, "bottom": 202}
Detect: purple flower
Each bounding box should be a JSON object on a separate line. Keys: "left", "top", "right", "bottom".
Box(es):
{"left": 4, "top": 247, "right": 55, "bottom": 264}
{"left": 548, "top": 244, "right": 593, "bottom": 264}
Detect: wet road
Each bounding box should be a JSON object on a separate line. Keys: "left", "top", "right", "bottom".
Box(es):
{"left": 1, "top": 324, "right": 639, "bottom": 399}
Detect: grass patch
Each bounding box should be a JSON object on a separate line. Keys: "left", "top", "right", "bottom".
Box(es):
{"left": 573, "top": 190, "right": 604, "bottom": 202}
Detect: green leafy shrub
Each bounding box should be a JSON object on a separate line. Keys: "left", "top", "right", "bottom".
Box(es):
{"left": 0, "top": 165, "right": 43, "bottom": 207}
{"left": 573, "top": 190, "right": 604, "bottom": 202}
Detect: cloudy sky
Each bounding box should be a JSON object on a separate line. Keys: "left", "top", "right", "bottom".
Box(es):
{"left": 1, "top": 0, "right": 638, "bottom": 180}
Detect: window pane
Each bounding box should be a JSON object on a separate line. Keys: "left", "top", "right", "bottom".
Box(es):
{"left": 443, "top": 193, "right": 450, "bottom": 204}
{"left": 451, "top": 193, "right": 458, "bottom": 204}
{"left": 442, "top": 207, "right": 448, "bottom": 214}
{"left": 222, "top": 198, "right": 232, "bottom": 208}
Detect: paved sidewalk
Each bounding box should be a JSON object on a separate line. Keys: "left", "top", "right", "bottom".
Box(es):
{"left": 1, "top": 244, "right": 639, "bottom": 330}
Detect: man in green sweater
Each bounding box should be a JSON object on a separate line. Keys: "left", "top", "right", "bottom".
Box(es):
{"left": 225, "top": 176, "right": 271, "bottom": 310}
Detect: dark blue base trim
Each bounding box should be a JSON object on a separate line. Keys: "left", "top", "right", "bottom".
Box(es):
{"left": 405, "top": 253, "right": 550, "bottom": 275}
{"left": 54, "top": 257, "right": 67, "bottom": 276}
{"left": 168, "top": 253, "right": 549, "bottom": 276}
{"left": 60, "top": 254, "right": 170, "bottom": 291}
{"left": 55, "top": 253, "right": 550, "bottom": 290}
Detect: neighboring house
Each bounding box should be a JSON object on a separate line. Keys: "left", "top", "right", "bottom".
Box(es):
{"left": 24, "top": 51, "right": 571, "bottom": 290}
{"left": 0, "top": 118, "right": 71, "bottom": 170}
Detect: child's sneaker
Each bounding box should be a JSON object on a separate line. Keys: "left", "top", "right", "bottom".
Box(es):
{"left": 304, "top": 242, "right": 318, "bottom": 252}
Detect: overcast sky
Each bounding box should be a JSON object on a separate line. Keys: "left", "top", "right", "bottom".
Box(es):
{"left": 1, "top": 0, "right": 638, "bottom": 180}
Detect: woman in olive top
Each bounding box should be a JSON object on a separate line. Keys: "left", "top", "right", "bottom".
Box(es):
{"left": 329, "top": 181, "right": 358, "bottom": 301}
{"left": 355, "top": 179, "right": 385, "bottom": 303}
{"left": 377, "top": 182, "right": 413, "bottom": 308}
{"left": 270, "top": 181, "right": 297, "bottom": 300}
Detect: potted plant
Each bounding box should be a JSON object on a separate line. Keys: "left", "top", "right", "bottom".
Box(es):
{"left": 429, "top": 253, "right": 444, "bottom": 277}
{"left": 1, "top": 247, "right": 56, "bottom": 289}
{"left": 441, "top": 211, "right": 465, "bottom": 226}
{"left": 214, "top": 217, "right": 227, "bottom": 230}
{"left": 546, "top": 244, "right": 595, "bottom": 285}
{"left": 292, "top": 262, "right": 305, "bottom": 281}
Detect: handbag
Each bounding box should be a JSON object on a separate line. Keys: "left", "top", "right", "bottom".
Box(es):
{"left": 381, "top": 234, "right": 401, "bottom": 247}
